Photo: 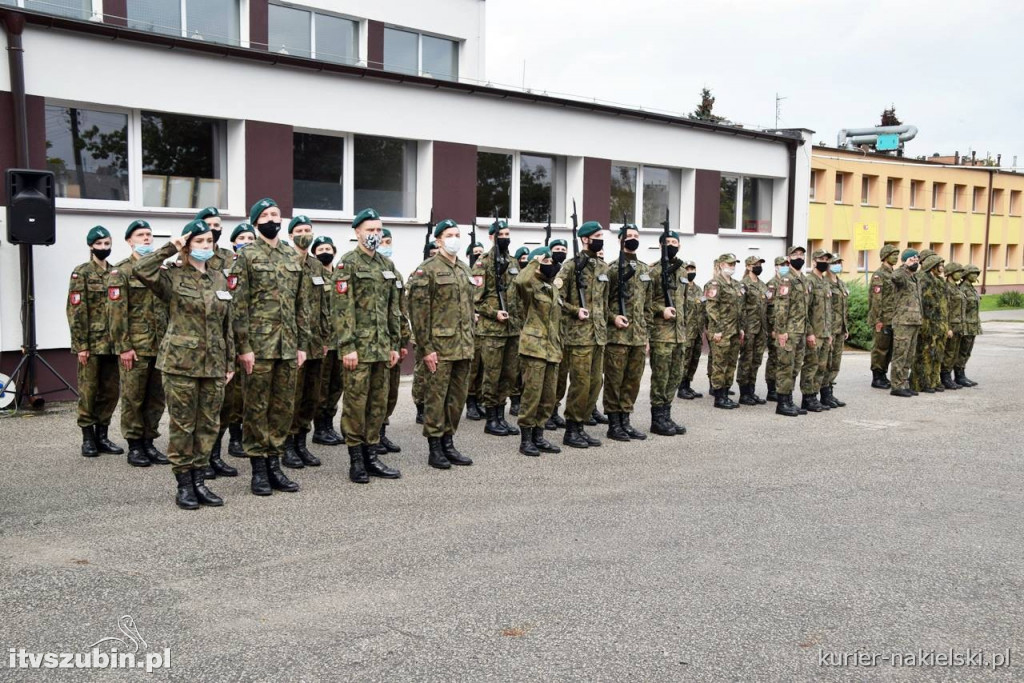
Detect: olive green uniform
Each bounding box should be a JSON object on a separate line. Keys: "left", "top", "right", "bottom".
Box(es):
{"left": 957, "top": 276, "right": 981, "bottom": 370}
{"left": 913, "top": 268, "right": 947, "bottom": 391}
{"left": 868, "top": 263, "right": 896, "bottom": 374}
{"left": 737, "top": 276, "right": 768, "bottom": 387}
{"left": 681, "top": 281, "right": 705, "bottom": 383}
{"left": 943, "top": 277, "right": 967, "bottom": 373}
{"left": 472, "top": 248, "right": 523, "bottom": 409}
{"left": 603, "top": 253, "right": 651, "bottom": 415}
{"left": 558, "top": 251, "right": 610, "bottom": 423}
{"left": 800, "top": 271, "right": 834, "bottom": 395}
{"left": 290, "top": 253, "right": 331, "bottom": 435}
{"left": 385, "top": 274, "right": 412, "bottom": 423}
{"left": 764, "top": 275, "right": 781, "bottom": 386}
{"left": 316, "top": 261, "right": 344, "bottom": 427}
{"left": 647, "top": 258, "right": 688, "bottom": 407}
{"left": 704, "top": 274, "right": 744, "bottom": 391}
{"left": 889, "top": 265, "right": 923, "bottom": 391}
{"left": 210, "top": 248, "right": 245, "bottom": 431}
{"left": 67, "top": 259, "right": 120, "bottom": 429}
{"left": 826, "top": 277, "right": 849, "bottom": 386}
{"left": 515, "top": 260, "right": 564, "bottom": 428}
{"left": 772, "top": 270, "right": 810, "bottom": 395}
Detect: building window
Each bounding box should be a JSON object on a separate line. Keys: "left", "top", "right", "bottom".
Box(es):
{"left": 6, "top": 0, "right": 92, "bottom": 19}
{"left": 953, "top": 184, "right": 965, "bottom": 211}
{"left": 519, "top": 153, "right": 554, "bottom": 223}
{"left": 809, "top": 169, "right": 819, "bottom": 201}
{"left": 476, "top": 150, "right": 562, "bottom": 224}
{"left": 1005, "top": 245, "right": 1016, "bottom": 270}
{"left": 909, "top": 180, "right": 922, "bottom": 208}
{"left": 991, "top": 188, "right": 1004, "bottom": 214}
{"left": 988, "top": 244, "right": 998, "bottom": 269}
{"left": 834, "top": 172, "right": 845, "bottom": 203}
{"left": 293, "top": 132, "right": 344, "bottom": 211}
{"left": 970, "top": 244, "right": 980, "bottom": 265}
{"left": 141, "top": 111, "right": 227, "bottom": 209}
{"left": 932, "top": 182, "right": 944, "bottom": 210}
{"left": 720, "top": 176, "right": 738, "bottom": 230}
{"left": 1010, "top": 190, "right": 1021, "bottom": 216}
{"left": 949, "top": 244, "right": 959, "bottom": 262}
{"left": 611, "top": 164, "right": 638, "bottom": 223}
{"left": 354, "top": 135, "right": 417, "bottom": 218}
{"left": 476, "top": 151, "right": 513, "bottom": 219}
{"left": 886, "top": 178, "right": 900, "bottom": 207}
{"left": 45, "top": 105, "right": 130, "bottom": 202}
{"left": 861, "top": 175, "right": 874, "bottom": 205}
{"left": 718, "top": 175, "right": 772, "bottom": 233}
{"left": 972, "top": 186, "right": 985, "bottom": 213}
{"left": 268, "top": 4, "right": 358, "bottom": 64}
{"left": 383, "top": 27, "right": 458, "bottom": 81}
{"left": 858, "top": 249, "right": 869, "bottom": 273}
{"left": 127, "top": 0, "right": 240, "bottom": 46}
{"left": 642, "top": 166, "right": 672, "bottom": 227}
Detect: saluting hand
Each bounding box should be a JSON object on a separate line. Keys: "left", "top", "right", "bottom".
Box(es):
{"left": 171, "top": 235, "right": 187, "bottom": 251}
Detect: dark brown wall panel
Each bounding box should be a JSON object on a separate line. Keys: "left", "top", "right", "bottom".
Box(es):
{"left": 432, "top": 141, "right": 477, "bottom": 224}
{"left": 583, "top": 156, "right": 611, "bottom": 228}
{"left": 103, "top": 0, "right": 127, "bottom": 26}
{"left": 245, "top": 120, "right": 293, "bottom": 216}
{"left": 367, "top": 20, "right": 384, "bottom": 69}
{"left": 694, "top": 169, "right": 721, "bottom": 235}
{"left": 0, "top": 92, "right": 48, "bottom": 204}
{"left": 250, "top": 0, "right": 269, "bottom": 50}
{"left": 0, "top": 350, "right": 79, "bottom": 402}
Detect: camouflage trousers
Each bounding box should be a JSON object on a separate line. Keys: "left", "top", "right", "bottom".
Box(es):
{"left": 119, "top": 355, "right": 164, "bottom": 440}
{"left": 826, "top": 334, "right": 845, "bottom": 386}
{"left": 603, "top": 343, "right": 645, "bottom": 414}
{"left": 682, "top": 330, "right": 703, "bottom": 382}
{"left": 764, "top": 315, "right": 777, "bottom": 385}
{"left": 774, "top": 334, "right": 806, "bottom": 395}
{"left": 242, "top": 358, "right": 297, "bottom": 458}
{"left": 800, "top": 337, "right": 832, "bottom": 394}
{"left": 517, "top": 356, "right": 559, "bottom": 429}
{"left": 912, "top": 330, "right": 945, "bottom": 391}
{"left": 564, "top": 345, "right": 604, "bottom": 423}
{"left": 708, "top": 334, "right": 741, "bottom": 391}
{"left": 890, "top": 324, "right": 919, "bottom": 391}
{"left": 164, "top": 373, "right": 224, "bottom": 475}
{"left": 479, "top": 335, "right": 519, "bottom": 408}
{"left": 649, "top": 341, "right": 686, "bottom": 406}
{"left": 956, "top": 335, "right": 976, "bottom": 369}
{"left": 342, "top": 361, "right": 390, "bottom": 447}
{"left": 76, "top": 353, "right": 120, "bottom": 428}
{"left": 385, "top": 359, "right": 401, "bottom": 421}
{"left": 870, "top": 326, "right": 893, "bottom": 374}
{"left": 219, "top": 366, "right": 244, "bottom": 429}
{"left": 422, "top": 358, "right": 470, "bottom": 438}
{"left": 467, "top": 343, "right": 484, "bottom": 399}
{"left": 555, "top": 355, "right": 569, "bottom": 407}
{"left": 412, "top": 348, "right": 427, "bottom": 405}
{"left": 942, "top": 332, "right": 962, "bottom": 372}
{"left": 290, "top": 358, "right": 323, "bottom": 434}
{"left": 315, "top": 350, "right": 343, "bottom": 422}
{"left": 737, "top": 330, "right": 767, "bottom": 386}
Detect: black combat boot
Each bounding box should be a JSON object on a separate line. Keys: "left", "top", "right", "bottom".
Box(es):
{"left": 174, "top": 471, "right": 199, "bottom": 509}
{"left": 621, "top": 413, "right": 646, "bottom": 440}
{"left": 580, "top": 424, "right": 602, "bottom": 447}
{"left": 678, "top": 379, "right": 701, "bottom": 399}
{"left": 739, "top": 384, "right": 759, "bottom": 406}
{"left": 775, "top": 393, "right": 800, "bottom": 417}
{"left": 668, "top": 406, "right": 687, "bottom": 435}
{"left": 295, "top": 430, "right": 321, "bottom": 467}
{"left": 427, "top": 437, "right": 450, "bottom": 469}
{"left": 650, "top": 406, "right": 675, "bottom": 436}
{"left": 712, "top": 388, "right": 733, "bottom": 410}
{"left": 498, "top": 403, "right": 519, "bottom": 435}
{"left": 509, "top": 395, "right": 521, "bottom": 416}
{"left": 415, "top": 402, "right": 425, "bottom": 424}
{"left": 379, "top": 425, "right": 401, "bottom": 453}
{"left": 266, "top": 456, "right": 300, "bottom": 492}
{"left": 281, "top": 435, "right": 304, "bottom": 469}
{"left": 562, "top": 421, "right": 589, "bottom": 449}
{"left": 209, "top": 430, "right": 238, "bottom": 477}
{"left": 819, "top": 387, "right": 839, "bottom": 409}
{"left": 870, "top": 370, "right": 889, "bottom": 389}
{"left": 323, "top": 420, "right": 345, "bottom": 445}
{"left": 765, "top": 380, "right": 778, "bottom": 402}
{"left": 126, "top": 439, "right": 151, "bottom": 467}
{"left": 440, "top": 435, "right": 472, "bottom": 466}
{"left": 519, "top": 430, "right": 540, "bottom": 457}
{"left": 227, "top": 422, "right": 245, "bottom": 456}
{"left": 192, "top": 468, "right": 224, "bottom": 506}
{"left": 484, "top": 405, "right": 509, "bottom": 436}
{"left": 890, "top": 386, "right": 914, "bottom": 397}
{"left": 546, "top": 409, "right": 566, "bottom": 430}
{"left": 250, "top": 458, "right": 272, "bottom": 496}
{"left": 144, "top": 439, "right": 170, "bottom": 464}
{"left": 801, "top": 394, "right": 825, "bottom": 412}
{"left": 961, "top": 369, "right": 978, "bottom": 387}
{"left": 465, "top": 395, "right": 484, "bottom": 421}
{"left": 312, "top": 416, "right": 343, "bottom": 446}
{"left": 363, "top": 445, "right": 403, "bottom": 477}
{"left": 829, "top": 385, "right": 846, "bottom": 407}
{"left": 348, "top": 446, "right": 369, "bottom": 483}
{"left": 94, "top": 425, "right": 124, "bottom": 454}
{"left": 749, "top": 385, "right": 767, "bottom": 404}
{"left": 606, "top": 413, "right": 630, "bottom": 442}
{"left": 591, "top": 408, "right": 609, "bottom": 425}
{"left": 532, "top": 427, "right": 560, "bottom": 453}
{"left": 941, "top": 371, "right": 960, "bottom": 390}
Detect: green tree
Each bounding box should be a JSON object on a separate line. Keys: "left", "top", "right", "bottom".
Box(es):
{"left": 691, "top": 87, "right": 726, "bottom": 124}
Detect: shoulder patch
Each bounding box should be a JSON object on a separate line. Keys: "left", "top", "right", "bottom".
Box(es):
{"left": 69, "top": 291, "right": 82, "bottom": 306}
{"left": 109, "top": 269, "right": 118, "bottom": 276}
{"left": 108, "top": 286, "right": 121, "bottom": 301}
{"left": 873, "top": 285, "right": 881, "bottom": 294}
{"left": 415, "top": 269, "right": 424, "bottom": 276}
{"left": 336, "top": 280, "right": 348, "bottom": 295}
{"left": 779, "top": 285, "right": 790, "bottom": 296}
{"left": 227, "top": 274, "right": 239, "bottom": 291}
{"left": 71, "top": 272, "right": 79, "bottom": 279}
{"left": 471, "top": 275, "right": 484, "bottom": 287}
{"left": 765, "top": 290, "right": 774, "bottom": 300}
{"left": 706, "top": 286, "right": 718, "bottom": 299}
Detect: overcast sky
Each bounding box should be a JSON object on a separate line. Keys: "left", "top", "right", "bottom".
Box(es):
{"left": 485, "top": 0, "right": 1024, "bottom": 165}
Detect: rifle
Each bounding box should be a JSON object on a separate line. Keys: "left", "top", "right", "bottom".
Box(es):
{"left": 544, "top": 213, "right": 552, "bottom": 247}
{"left": 570, "top": 199, "right": 587, "bottom": 310}
{"left": 617, "top": 213, "right": 629, "bottom": 320}
{"left": 659, "top": 208, "right": 678, "bottom": 308}
{"left": 469, "top": 218, "right": 478, "bottom": 267}
{"left": 492, "top": 207, "right": 508, "bottom": 314}
{"left": 423, "top": 209, "right": 435, "bottom": 260}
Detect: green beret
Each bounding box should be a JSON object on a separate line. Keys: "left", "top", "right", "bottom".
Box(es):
{"left": 249, "top": 198, "right": 277, "bottom": 224}
{"left": 230, "top": 223, "right": 256, "bottom": 242}
{"left": 549, "top": 238, "right": 568, "bottom": 249}
{"left": 124, "top": 220, "right": 150, "bottom": 240}
{"left": 181, "top": 218, "right": 211, "bottom": 242}
{"left": 310, "top": 235, "right": 335, "bottom": 253}
{"left": 382, "top": 228, "right": 392, "bottom": 239}
{"left": 288, "top": 215, "right": 312, "bottom": 233}
{"left": 529, "top": 246, "right": 552, "bottom": 260}
{"left": 466, "top": 242, "right": 483, "bottom": 256}
{"left": 901, "top": 248, "right": 919, "bottom": 261}
{"left": 86, "top": 226, "right": 111, "bottom": 245}
{"left": 658, "top": 230, "right": 680, "bottom": 244}
{"left": 514, "top": 246, "right": 530, "bottom": 260}
{"left": 489, "top": 219, "right": 509, "bottom": 235}
{"left": 578, "top": 221, "right": 602, "bottom": 238}
{"left": 617, "top": 224, "right": 638, "bottom": 238}
{"left": 880, "top": 244, "right": 899, "bottom": 259}
{"left": 433, "top": 218, "right": 458, "bottom": 238}
{"left": 195, "top": 206, "right": 220, "bottom": 222}
{"left": 353, "top": 208, "right": 381, "bottom": 230}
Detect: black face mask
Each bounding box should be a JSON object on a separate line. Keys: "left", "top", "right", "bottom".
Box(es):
{"left": 789, "top": 258, "right": 805, "bottom": 271}
{"left": 907, "top": 262, "right": 920, "bottom": 272}
{"left": 552, "top": 251, "right": 567, "bottom": 264}
{"left": 257, "top": 221, "right": 282, "bottom": 239}
{"left": 519, "top": 258, "right": 529, "bottom": 269}
{"left": 540, "top": 262, "right": 561, "bottom": 280}
{"left": 624, "top": 238, "right": 639, "bottom": 252}
{"left": 666, "top": 245, "right": 679, "bottom": 260}
{"left": 686, "top": 272, "right": 696, "bottom": 282}
{"left": 211, "top": 229, "right": 222, "bottom": 244}
{"left": 815, "top": 261, "right": 829, "bottom": 272}
{"left": 91, "top": 247, "right": 111, "bottom": 262}
{"left": 496, "top": 237, "right": 511, "bottom": 253}
{"left": 316, "top": 252, "right": 334, "bottom": 267}
{"left": 752, "top": 265, "right": 763, "bottom": 276}
{"left": 587, "top": 239, "right": 604, "bottom": 254}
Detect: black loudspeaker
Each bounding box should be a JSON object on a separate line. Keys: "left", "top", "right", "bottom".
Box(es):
{"left": 6, "top": 169, "right": 56, "bottom": 246}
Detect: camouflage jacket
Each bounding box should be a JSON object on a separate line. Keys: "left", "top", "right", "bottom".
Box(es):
{"left": 472, "top": 247, "right": 523, "bottom": 337}
{"left": 684, "top": 281, "right": 704, "bottom": 339}
{"left": 772, "top": 269, "right": 810, "bottom": 337}
{"left": 704, "top": 273, "right": 744, "bottom": 338}
{"left": 408, "top": 254, "right": 476, "bottom": 361}
{"left": 108, "top": 255, "right": 169, "bottom": 357}
{"left": 646, "top": 257, "right": 688, "bottom": 344}
{"left": 806, "top": 271, "right": 834, "bottom": 338}
{"left": 828, "top": 277, "right": 849, "bottom": 336}
{"left": 741, "top": 276, "right": 769, "bottom": 337}
{"left": 960, "top": 281, "right": 981, "bottom": 335}
{"left": 514, "top": 260, "right": 563, "bottom": 363}
{"left": 66, "top": 258, "right": 116, "bottom": 355}
{"left": 209, "top": 246, "right": 236, "bottom": 275}
{"left": 331, "top": 248, "right": 402, "bottom": 363}
{"left": 868, "top": 264, "right": 895, "bottom": 327}
{"left": 229, "top": 238, "right": 311, "bottom": 359}
{"left": 558, "top": 251, "right": 609, "bottom": 347}
{"left": 919, "top": 271, "right": 948, "bottom": 336}
{"left": 298, "top": 252, "right": 331, "bottom": 358}
{"left": 765, "top": 275, "right": 781, "bottom": 333}
{"left": 891, "top": 265, "right": 923, "bottom": 326}
{"left": 606, "top": 253, "right": 651, "bottom": 347}
{"left": 946, "top": 279, "right": 966, "bottom": 332}
{"left": 134, "top": 242, "right": 235, "bottom": 378}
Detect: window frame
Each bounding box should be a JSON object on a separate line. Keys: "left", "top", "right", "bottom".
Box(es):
{"left": 809, "top": 169, "right": 820, "bottom": 202}
{"left": 8, "top": 0, "right": 98, "bottom": 20}
{"left": 834, "top": 172, "right": 846, "bottom": 203}
{"left": 126, "top": 0, "right": 241, "bottom": 45}
{"left": 932, "top": 182, "right": 944, "bottom": 210}
{"left": 383, "top": 25, "right": 459, "bottom": 81}
{"left": 718, "top": 173, "right": 773, "bottom": 234}
{"left": 858, "top": 249, "right": 869, "bottom": 273}
{"left": 475, "top": 147, "right": 565, "bottom": 227}
{"left": 268, "top": 2, "right": 360, "bottom": 65}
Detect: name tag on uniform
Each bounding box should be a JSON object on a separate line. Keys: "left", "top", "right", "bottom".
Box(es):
{"left": 222, "top": 268, "right": 231, "bottom": 278}
{"left": 382, "top": 270, "right": 396, "bottom": 280}
{"left": 216, "top": 291, "right": 232, "bottom": 301}
{"left": 395, "top": 280, "right": 403, "bottom": 289}
{"left": 311, "top": 276, "right": 325, "bottom": 286}
{"left": 509, "top": 267, "right": 519, "bottom": 275}
{"left": 597, "top": 274, "right": 609, "bottom": 282}
{"left": 639, "top": 273, "right": 651, "bottom": 282}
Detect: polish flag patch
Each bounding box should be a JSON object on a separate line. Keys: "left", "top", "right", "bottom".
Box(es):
{"left": 779, "top": 285, "right": 790, "bottom": 296}
{"left": 471, "top": 275, "right": 484, "bottom": 287}
{"left": 108, "top": 286, "right": 121, "bottom": 301}
{"left": 227, "top": 274, "right": 239, "bottom": 291}
{"left": 336, "top": 280, "right": 348, "bottom": 294}
{"left": 70, "top": 291, "right": 82, "bottom": 306}
{"left": 873, "top": 285, "right": 881, "bottom": 294}
{"left": 706, "top": 286, "right": 718, "bottom": 299}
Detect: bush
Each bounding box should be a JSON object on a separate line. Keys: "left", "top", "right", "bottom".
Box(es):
{"left": 997, "top": 290, "right": 1024, "bottom": 308}
{"left": 846, "top": 280, "right": 873, "bottom": 350}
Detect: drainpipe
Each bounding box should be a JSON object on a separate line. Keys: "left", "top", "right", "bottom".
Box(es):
{"left": 786, "top": 140, "right": 796, "bottom": 247}
{"left": 981, "top": 168, "right": 994, "bottom": 294}
{"left": 2, "top": 10, "right": 29, "bottom": 167}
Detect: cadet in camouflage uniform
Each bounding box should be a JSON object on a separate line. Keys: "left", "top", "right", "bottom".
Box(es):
{"left": 410, "top": 235, "right": 438, "bottom": 426}
{"left": 513, "top": 248, "right": 564, "bottom": 456}
{"left": 764, "top": 256, "right": 787, "bottom": 401}
{"left": 646, "top": 230, "right": 687, "bottom": 437}
{"left": 408, "top": 218, "right": 477, "bottom": 469}
{"left": 704, "top": 254, "right": 745, "bottom": 409}
{"left": 955, "top": 265, "right": 982, "bottom": 387}
{"left": 230, "top": 198, "right": 309, "bottom": 496}
{"left": 219, "top": 223, "right": 256, "bottom": 460}
{"left": 603, "top": 224, "right": 651, "bottom": 441}
{"left": 557, "top": 221, "right": 609, "bottom": 449}
{"left": 473, "top": 219, "right": 522, "bottom": 437}
{"left": 333, "top": 208, "right": 403, "bottom": 483}
{"left": 677, "top": 261, "right": 705, "bottom": 400}
{"left": 888, "top": 249, "right": 923, "bottom": 397}
{"left": 912, "top": 255, "right": 948, "bottom": 393}
{"left": 823, "top": 254, "right": 849, "bottom": 408}
{"left": 546, "top": 238, "right": 571, "bottom": 430}
{"left": 465, "top": 239, "right": 486, "bottom": 422}
{"left": 374, "top": 228, "right": 408, "bottom": 456}
{"left": 869, "top": 244, "right": 900, "bottom": 388}
{"left": 799, "top": 249, "right": 834, "bottom": 412}
{"left": 109, "top": 220, "right": 169, "bottom": 467}
{"left": 772, "top": 245, "right": 810, "bottom": 417}
{"left": 941, "top": 262, "right": 967, "bottom": 390}
{"left": 737, "top": 255, "right": 768, "bottom": 405}
{"left": 67, "top": 226, "right": 124, "bottom": 458}
{"left": 311, "top": 235, "right": 346, "bottom": 446}
{"left": 133, "top": 221, "right": 234, "bottom": 509}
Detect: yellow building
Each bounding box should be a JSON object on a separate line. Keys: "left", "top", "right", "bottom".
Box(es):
{"left": 809, "top": 146, "right": 1024, "bottom": 292}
